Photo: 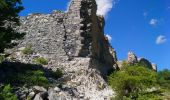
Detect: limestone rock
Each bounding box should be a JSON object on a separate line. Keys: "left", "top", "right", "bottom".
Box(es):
{"left": 33, "top": 86, "right": 47, "bottom": 93}
{"left": 152, "top": 63, "right": 157, "bottom": 71}
{"left": 127, "top": 52, "right": 138, "bottom": 65}
{"left": 117, "top": 52, "right": 157, "bottom": 71}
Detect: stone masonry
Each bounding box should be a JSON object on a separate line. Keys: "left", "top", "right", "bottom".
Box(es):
{"left": 16, "top": 0, "right": 117, "bottom": 72}
{"left": 9, "top": 0, "right": 118, "bottom": 99}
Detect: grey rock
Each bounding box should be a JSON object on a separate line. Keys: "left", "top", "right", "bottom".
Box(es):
{"left": 117, "top": 52, "right": 157, "bottom": 71}
{"left": 138, "top": 58, "right": 154, "bottom": 70}
{"left": 33, "top": 86, "right": 47, "bottom": 93}
{"left": 34, "top": 93, "right": 43, "bottom": 100}
{"left": 34, "top": 92, "right": 48, "bottom": 100}
{"left": 152, "top": 63, "right": 157, "bottom": 71}
{"left": 54, "top": 87, "right": 61, "bottom": 92}
{"left": 28, "top": 92, "right": 35, "bottom": 99}
{"left": 127, "top": 52, "right": 138, "bottom": 65}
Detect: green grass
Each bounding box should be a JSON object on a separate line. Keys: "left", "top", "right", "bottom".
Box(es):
{"left": 0, "top": 84, "right": 17, "bottom": 100}
{"left": 34, "top": 57, "right": 48, "bottom": 65}
{"left": 21, "top": 44, "right": 33, "bottom": 55}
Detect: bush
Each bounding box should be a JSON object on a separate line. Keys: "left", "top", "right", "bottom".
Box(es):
{"left": 0, "top": 63, "right": 50, "bottom": 87}
{"left": 108, "top": 64, "right": 158, "bottom": 99}
{"left": 22, "top": 44, "right": 33, "bottom": 55}
{"left": 157, "top": 69, "right": 170, "bottom": 90}
{"left": 51, "top": 68, "right": 63, "bottom": 79}
{"left": 34, "top": 57, "right": 48, "bottom": 65}
{"left": 0, "top": 55, "right": 5, "bottom": 63}
{"left": 0, "top": 84, "right": 17, "bottom": 100}
{"left": 7, "top": 69, "right": 49, "bottom": 87}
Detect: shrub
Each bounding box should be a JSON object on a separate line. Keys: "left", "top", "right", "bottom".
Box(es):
{"left": 34, "top": 57, "right": 48, "bottom": 65}
{"left": 108, "top": 64, "right": 158, "bottom": 99}
{"left": 22, "top": 44, "right": 33, "bottom": 55}
{"left": 0, "top": 84, "right": 17, "bottom": 100}
{"left": 157, "top": 69, "right": 170, "bottom": 90}
{"left": 0, "top": 63, "right": 50, "bottom": 87}
{"left": 0, "top": 55, "right": 5, "bottom": 63}
{"left": 51, "top": 68, "right": 63, "bottom": 79}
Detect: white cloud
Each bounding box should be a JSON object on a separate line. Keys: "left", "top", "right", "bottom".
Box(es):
{"left": 156, "top": 35, "right": 167, "bottom": 45}
{"left": 105, "top": 34, "right": 112, "bottom": 41}
{"left": 96, "top": 0, "right": 117, "bottom": 16}
{"left": 67, "top": 0, "right": 117, "bottom": 16}
{"left": 149, "top": 19, "right": 158, "bottom": 26}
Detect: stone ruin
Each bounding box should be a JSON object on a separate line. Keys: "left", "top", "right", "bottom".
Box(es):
{"left": 5, "top": 0, "right": 156, "bottom": 99}
{"left": 8, "top": 0, "right": 118, "bottom": 99}
{"left": 15, "top": 0, "right": 118, "bottom": 74}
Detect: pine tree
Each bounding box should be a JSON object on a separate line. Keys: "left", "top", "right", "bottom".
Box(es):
{"left": 0, "top": 0, "right": 24, "bottom": 53}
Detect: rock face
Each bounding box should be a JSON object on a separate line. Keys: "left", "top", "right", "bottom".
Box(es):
{"left": 117, "top": 52, "right": 157, "bottom": 71}
{"left": 11, "top": 0, "right": 118, "bottom": 99}
{"left": 127, "top": 52, "right": 138, "bottom": 65}
{"left": 138, "top": 58, "right": 157, "bottom": 71}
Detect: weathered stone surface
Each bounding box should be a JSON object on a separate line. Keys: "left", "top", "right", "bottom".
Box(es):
{"left": 33, "top": 86, "right": 47, "bottom": 93}
{"left": 152, "top": 63, "right": 157, "bottom": 71}
{"left": 138, "top": 58, "right": 157, "bottom": 71}
{"left": 11, "top": 0, "right": 117, "bottom": 99}
{"left": 117, "top": 52, "right": 157, "bottom": 71}
{"left": 127, "top": 52, "right": 138, "bottom": 65}
{"left": 15, "top": 0, "right": 116, "bottom": 72}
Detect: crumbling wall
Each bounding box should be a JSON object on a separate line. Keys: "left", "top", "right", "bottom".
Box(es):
{"left": 16, "top": 0, "right": 117, "bottom": 71}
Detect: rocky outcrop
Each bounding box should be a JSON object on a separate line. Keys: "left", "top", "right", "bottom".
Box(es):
{"left": 7, "top": 0, "right": 118, "bottom": 99}
{"left": 117, "top": 52, "right": 157, "bottom": 71}
{"left": 138, "top": 58, "right": 157, "bottom": 71}
{"left": 127, "top": 52, "right": 138, "bottom": 65}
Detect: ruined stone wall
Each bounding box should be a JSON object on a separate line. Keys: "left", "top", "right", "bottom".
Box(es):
{"left": 15, "top": 0, "right": 117, "bottom": 72}
{"left": 3, "top": 0, "right": 122, "bottom": 99}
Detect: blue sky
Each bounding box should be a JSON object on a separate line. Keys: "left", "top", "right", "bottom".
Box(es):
{"left": 20, "top": 0, "right": 170, "bottom": 71}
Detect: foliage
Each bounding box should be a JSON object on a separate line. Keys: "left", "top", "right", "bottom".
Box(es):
{"left": 0, "top": 62, "right": 50, "bottom": 87}
{"left": 34, "top": 57, "right": 48, "bottom": 65}
{"left": 0, "top": 62, "right": 64, "bottom": 88}
{"left": 22, "top": 44, "right": 33, "bottom": 54}
{"left": 0, "top": 0, "right": 24, "bottom": 53}
{"left": 13, "top": 70, "right": 50, "bottom": 87}
{"left": 157, "top": 69, "right": 170, "bottom": 90}
{"left": 0, "top": 84, "right": 17, "bottom": 100}
{"left": 0, "top": 54, "right": 5, "bottom": 63}
{"left": 51, "top": 68, "right": 63, "bottom": 79}
{"left": 108, "top": 63, "right": 158, "bottom": 99}
{"left": 138, "top": 58, "right": 153, "bottom": 70}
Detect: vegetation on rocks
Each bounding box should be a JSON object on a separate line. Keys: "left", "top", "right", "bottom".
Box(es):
{"left": 157, "top": 69, "right": 170, "bottom": 90}
{"left": 108, "top": 62, "right": 170, "bottom": 99}
{"left": 34, "top": 57, "right": 48, "bottom": 65}
{"left": 0, "top": 84, "right": 17, "bottom": 100}
{"left": 0, "top": 62, "right": 50, "bottom": 87}
{"left": 22, "top": 44, "right": 33, "bottom": 55}
{"left": 0, "top": 55, "right": 5, "bottom": 63}
{"left": 51, "top": 68, "right": 63, "bottom": 79}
